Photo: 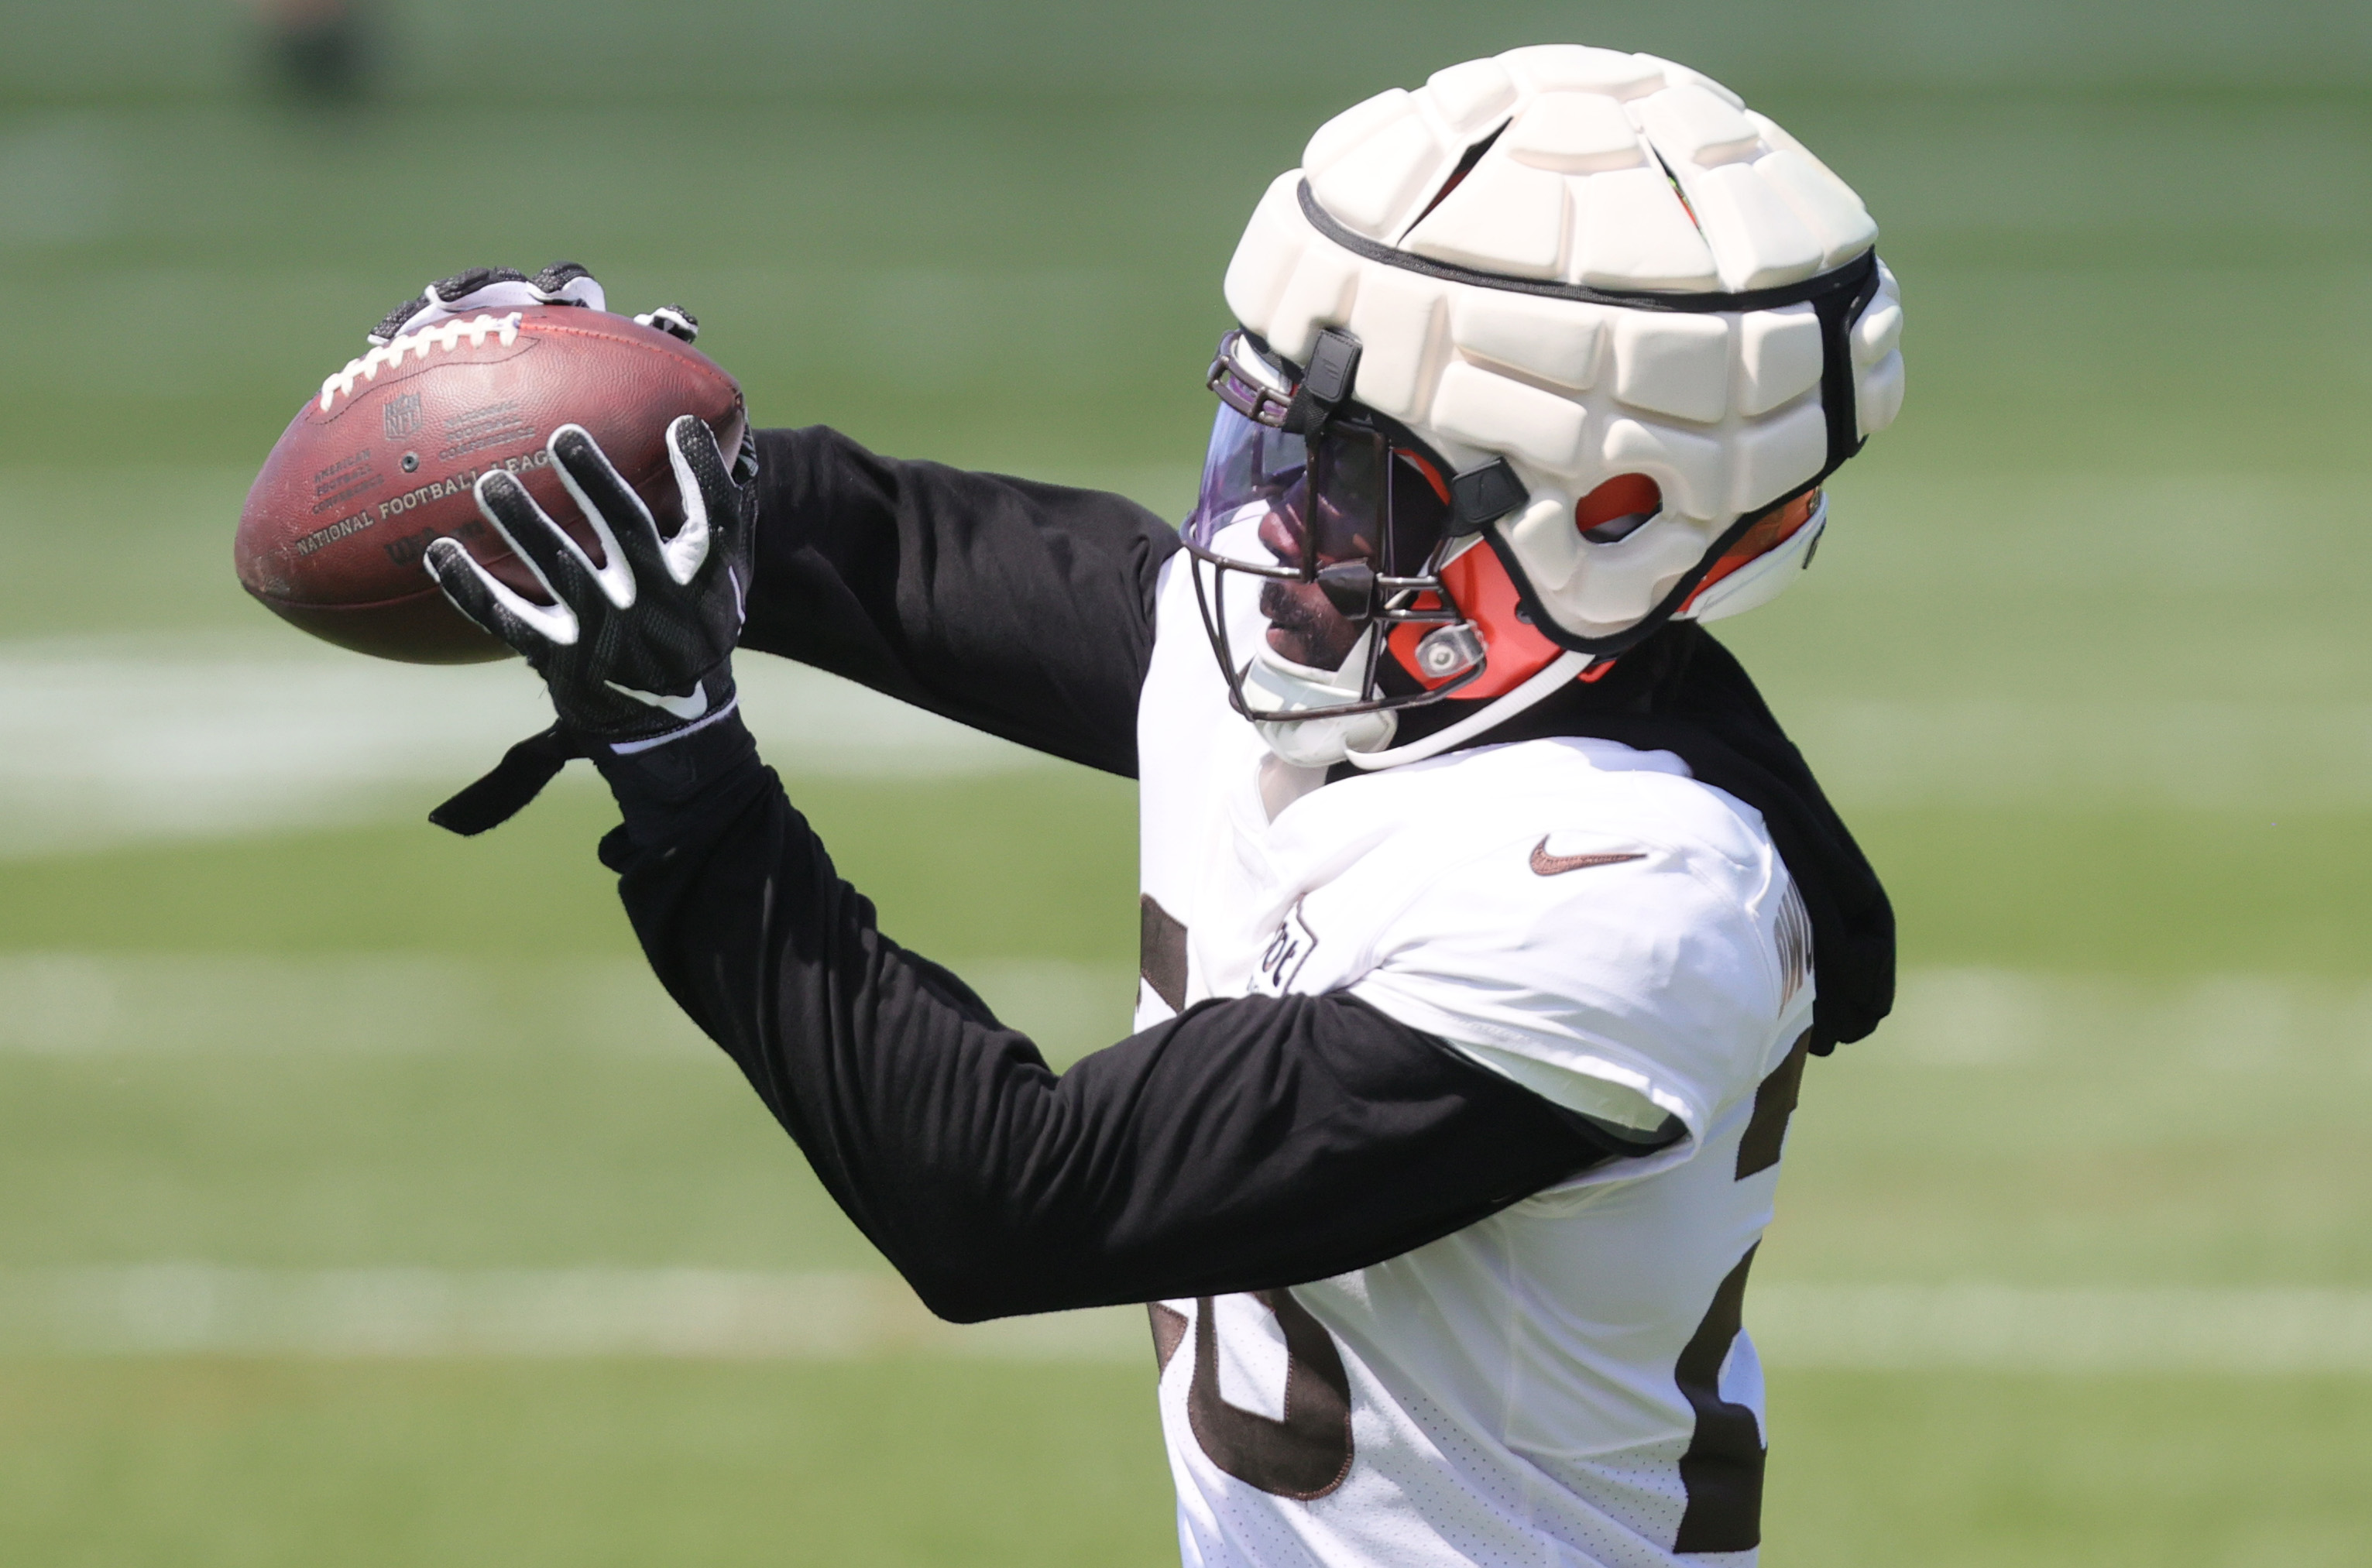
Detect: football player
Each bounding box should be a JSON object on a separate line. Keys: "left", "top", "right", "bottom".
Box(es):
{"left": 413, "top": 44, "right": 1900, "bottom": 1566}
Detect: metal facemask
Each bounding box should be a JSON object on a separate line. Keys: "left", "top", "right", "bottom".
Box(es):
{"left": 1183, "top": 329, "right": 1517, "bottom": 764}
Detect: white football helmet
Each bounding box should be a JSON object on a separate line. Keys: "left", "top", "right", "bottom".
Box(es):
{"left": 1183, "top": 45, "right": 1904, "bottom": 769}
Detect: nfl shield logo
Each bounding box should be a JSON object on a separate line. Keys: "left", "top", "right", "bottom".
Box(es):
{"left": 383, "top": 392, "right": 423, "bottom": 441}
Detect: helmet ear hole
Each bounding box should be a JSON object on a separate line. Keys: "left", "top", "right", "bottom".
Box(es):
{"left": 1576, "top": 474, "right": 1662, "bottom": 544}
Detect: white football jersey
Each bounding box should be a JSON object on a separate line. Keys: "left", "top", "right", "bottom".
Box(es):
{"left": 1135, "top": 555, "right": 1817, "bottom": 1567}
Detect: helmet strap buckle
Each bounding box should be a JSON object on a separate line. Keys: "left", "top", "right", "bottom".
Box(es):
{"left": 1281, "top": 328, "right": 1362, "bottom": 435}
{"left": 1316, "top": 560, "right": 1379, "bottom": 620}
{"left": 1447, "top": 458, "right": 1529, "bottom": 535}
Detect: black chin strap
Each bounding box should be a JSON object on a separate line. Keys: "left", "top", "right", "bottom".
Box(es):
{"left": 1811, "top": 253, "right": 1886, "bottom": 475}
{"left": 427, "top": 724, "right": 587, "bottom": 836}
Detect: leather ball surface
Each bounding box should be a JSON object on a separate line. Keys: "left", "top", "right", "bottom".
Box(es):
{"left": 235, "top": 306, "right": 747, "bottom": 664}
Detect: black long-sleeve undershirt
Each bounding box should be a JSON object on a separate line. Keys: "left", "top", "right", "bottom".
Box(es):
{"left": 578, "top": 426, "right": 1887, "bottom": 1321}
{"left": 578, "top": 426, "right": 1728, "bottom": 1319}
{"left": 735, "top": 425, "right": 1180, "bottom": 778}
{"left": 594, "top": 714, "right": 1622, "bottom": 1322}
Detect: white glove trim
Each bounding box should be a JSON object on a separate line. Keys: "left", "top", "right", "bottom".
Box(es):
{"left": 606, "top": 690, "right": 742, "bottom": 755}
{"left": 544, "top": 423, "right": 642, "bottom": 613}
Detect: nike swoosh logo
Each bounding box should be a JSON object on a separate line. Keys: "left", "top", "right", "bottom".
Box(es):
{"left": 1529, "top": 838, "right": 1646, "bottom": 877}
{"left": 604, "top": 680, "right": 709, "bottom": 721}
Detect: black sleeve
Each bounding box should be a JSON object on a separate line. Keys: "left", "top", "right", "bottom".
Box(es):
{"left": 737, "top": 425, "right": 1182, "bottom": 779}
{"left": 593, "top": 713, "right": 1630, "bottom": 1323}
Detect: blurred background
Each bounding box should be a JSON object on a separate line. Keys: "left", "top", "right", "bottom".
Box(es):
{"left": 2, "top": 0, "right": 2369, "bottom": 1562}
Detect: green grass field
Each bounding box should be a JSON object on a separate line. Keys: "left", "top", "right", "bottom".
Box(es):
{"left": 2, "top": 22, "right": 2369, "bottom": 1565}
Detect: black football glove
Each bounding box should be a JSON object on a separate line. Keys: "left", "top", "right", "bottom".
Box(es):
{"left": 368, "top": 261, "right": 699, "bottom": 347}
{"left": 423, "top": 416, "right": 757, "bottom": 834}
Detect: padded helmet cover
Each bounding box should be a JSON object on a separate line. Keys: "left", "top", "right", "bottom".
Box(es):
{"left": 1223, "top": 46, "right": 1905, "bottom": 645}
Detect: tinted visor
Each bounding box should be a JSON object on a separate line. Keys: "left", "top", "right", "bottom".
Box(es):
{"left": 1183, "top": 337, "right": 1454, "bottom": 582}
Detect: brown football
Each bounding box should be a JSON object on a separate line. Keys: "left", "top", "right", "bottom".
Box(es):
{"left": 235, "top": 306, "right": 747, "bottom": 663}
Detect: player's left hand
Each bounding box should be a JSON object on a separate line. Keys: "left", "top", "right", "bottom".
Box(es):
{"left": 424, "top": 415, "right": 756, "bottom": 749}
{"left": 367, "top": 261, "right": 701, "bottom": 347}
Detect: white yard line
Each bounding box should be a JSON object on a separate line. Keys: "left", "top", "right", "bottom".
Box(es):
{"left": 3, "top": 1266, "right": 2367, "bottom": 1372}
{"left": 1879, "top": 966, "right": 2372, "bottom": 1072}
{"left": 12, "top": 630, "right": 2372, "bottom": 858}
{"left": 0, "top": 633, "right": 1046, "bottom": 859}
{"left": 6, "top": 957, "right": 2366, "bottom": 1077}
{"left": 1752, "top": 1283, "right": 2372, "bottom": 1374}
{"left": 0, "top": 953, "right": 1134, "bottom": 1066}
{"left": 0, "top": 1265, "right": 1144, "bottom": 1361}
